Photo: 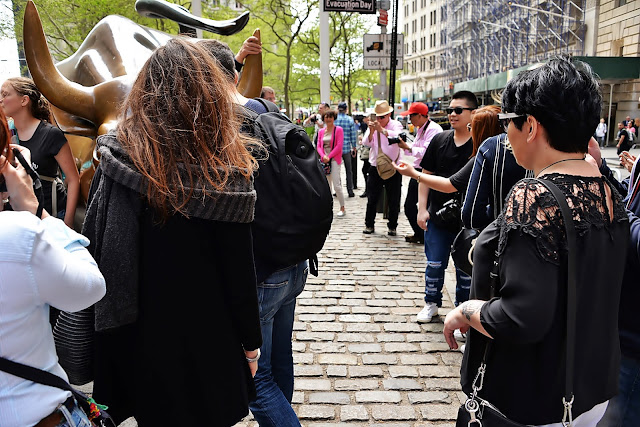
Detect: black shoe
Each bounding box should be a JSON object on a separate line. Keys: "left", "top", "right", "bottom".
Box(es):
{"left": 359, "top": 192, "right": 368, "bottom": 198}
{"left": 405, "top": 234, "right": 424, "bottom": 244}
{"left": 388, "top": 229, "right": 397, "bottom": 236}
{"left": 333, "top": 193, "right": 337, "bottom": 197}
{"left": 363, "top": 226, "right": 374, "bottom": 234}
{"left": 348, "top": 192, "right": 355, "bottom": 198}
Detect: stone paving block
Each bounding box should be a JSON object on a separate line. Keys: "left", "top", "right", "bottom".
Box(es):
{"left": 407, "top": 333, "right": 444, "bottom": 342}
{"left": 309, "top": 342, "right": 347, "bottom": 353}
{"left": 298, "top": 298, "right": 338, "bottom": 306}
{"left": 339, "top": 299, "right": 366, "bottom": 306}
{"left": 297, "top": 314, "right": 336, "bottom": 322}
{"left": 327, "top": 306, "right": 351, "bottom": 313}
{"left": 383, "top": 322, "right": 422, "bottom": 333}
{"left": 420, "top": 342, "right": 452, "bottom": 352}
{"left": 420, "top": 404, "right": 459, "bottom": 420}
{"left": 308, "top": 392, "right": 351, "bottom": 405}
{"left": 292, "top": 342, "right": 306, "bottom": 352}
{"left": 314, "top": 291, "right": 343, "bottom": 298}
{"left": 396, "top": 300, "right": 416, "bottom": 307}
{"left": 423, "top": 378, "right": 463, "bottom": 391}
{"left": 384, "top": 342, "right": 421, "bottom": 352}
{"left": 317, "top": 354, "right": 358, "bottom": 365}
{"left": 334, "top": 379, "right": 380, "bottom": 390}
{"left": 293, "top": 353, "right": 314, "bottom": 364}
{"left": 361, "top": 354, "right": 398, "bottom": 365}
{"left": 338, "top": 314, "right": 372, "bottom": 322}
{"left": 377, "top": 333, "right": 406, "bottom": 342}
{"left": 373, "top": 291, "right": 403, "bottom": 299}
{"left": 419, "top": 365, "right": 460, "bottom": 377}
{"left": 355, "top": 390, "right": 402, "bottom": 403}
{"left": 351, "top": 306, "right": 392, "bottom": 314}
{"left": 294, "top": 365, "right": 324, "bottom": 376}
{"left": 366, "top": 299, "right": 397, "bottom": 307}
{"left": 348, "top": 366, "right": 384, "bottom": 377}
{"left": 371, "top": 405, "right": 417, "bottom": 420}
{"left": 297, "top": 405, "right": 335, "bottom": 420}
{"left": 346, "top": 292, "right": 373, "bottom": 299}
{"left": 336, "top": 333, "right": 375, "bottom": 342}
{"left": 295, "top": 379, "right": 332, "bottom": 391}
{"left": 310, "top": 322, "right": 344, "bottom": 332}
{"left": 325, "top": 285, "right": 356, "bottom": 292}
{"left": 399, "top": 354, "right": 439, "bottom": 365}
{"left": 295, "top": 332, "right": 335, "bottom": 341}
{"left": 326, "top": 365, "right": 348, "bottom": 377}
{"left": 293, "top": 321, "right": 306, "bottom": 331}
{"left": 441, "top": 352, "right": 464, "bottom": 366}
{"left": 347, "top": 343, "right": 382, "bottom": 353}
{"left": 296, "top": 306, "right": 326, "bottom": 314}
{"left": 391, "top": 307, "right": 422, "bottom": 315}
{"left": 388, "top": 366, "right": 419, "bottom": 377}
{"left": 340, "top": 405, "right": 369, "bottom": 421}
{"left": 407, "top": 391, "right": 452, "bottom": 404}
{"left": 345, "top": 323, "right": 381, "bottom": 332}
{"left": 292, "top": 391, "right": 304, "bottom": 404}
{"left": 383, "top": 378, "right": 423, "bottom": 390}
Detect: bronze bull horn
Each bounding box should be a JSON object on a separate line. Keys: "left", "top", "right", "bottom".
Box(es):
{"left": 23, "top": 1, "right": 98, "bottom": 128}
{"left": 236, "top": 29, "right": 263, "bottom": 99}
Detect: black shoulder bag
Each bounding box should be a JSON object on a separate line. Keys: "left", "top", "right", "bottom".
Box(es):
{"left": 0, "top": 356, "right": 116, "bottom": 427}
{"left": 456, "top": 179, "right": 577, "bottom": 427}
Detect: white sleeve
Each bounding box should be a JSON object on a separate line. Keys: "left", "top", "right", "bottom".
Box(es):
{"left": 31, "top": 217, "right": 106, "bottom": 312}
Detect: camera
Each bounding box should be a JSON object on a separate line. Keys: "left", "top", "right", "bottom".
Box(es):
{"left": 310, "top": 116, "right": 317, "bottom": 123}
{"left": 436, "top": 198, "right": 461, "bottom": 223}
{"left": 387, "top": 132, "right": 407, "bottom": 145}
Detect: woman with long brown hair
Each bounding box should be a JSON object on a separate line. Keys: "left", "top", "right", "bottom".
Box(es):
{"left": 0, "top": 77, "right": 80, "bottom": 228}
{"left": 83, "top": 38, "right": 263, "bottom": 426}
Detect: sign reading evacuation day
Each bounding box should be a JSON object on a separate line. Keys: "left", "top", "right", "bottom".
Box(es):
{"left": 323, "top": 0, "right": 375, "bottom": 13}
{"left": 363, "top": 33, "right": 404, "bottom": 70}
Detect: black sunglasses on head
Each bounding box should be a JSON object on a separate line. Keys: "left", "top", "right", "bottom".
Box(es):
{"left": 445, "top": 107, "right": 474, "bottom": 115}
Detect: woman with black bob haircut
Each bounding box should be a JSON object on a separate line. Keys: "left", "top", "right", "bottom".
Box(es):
{"left": 443, "top": 55, "right": 629, "bottom": 425}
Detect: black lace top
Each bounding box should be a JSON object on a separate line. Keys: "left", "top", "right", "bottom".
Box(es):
{"left": 460, "top": 174, "right": 629, "bottom": 425}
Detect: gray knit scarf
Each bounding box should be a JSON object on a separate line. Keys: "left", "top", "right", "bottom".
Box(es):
{"left": 82, "top": 131, "right": 256, "bottom": 331}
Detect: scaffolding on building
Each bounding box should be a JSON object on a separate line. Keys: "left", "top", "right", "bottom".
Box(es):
{"left": 437, "top": 0, "right": 587, "bottom": 96}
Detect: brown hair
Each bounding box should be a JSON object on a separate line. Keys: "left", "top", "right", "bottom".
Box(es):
{"left": 5, "top": 77, "right": 51, "bottom": 122}
{"left": 322, "top": 110, "right": 337, "bottom": 120}
{"left": 117, "top": 38, "right": 259, "bottom": 221}
{"left": 470, "top": 105, "right": 501, "bottom": 157}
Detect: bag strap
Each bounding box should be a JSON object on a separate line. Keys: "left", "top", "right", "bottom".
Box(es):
{"left": 536, "top": 178, "right": 577, "bottom": 419}
{"left": 254, "top": 97, "right": 281, "bottom": 114}
{"left": 0, "top": 356, "right": 75, "bottom": 394}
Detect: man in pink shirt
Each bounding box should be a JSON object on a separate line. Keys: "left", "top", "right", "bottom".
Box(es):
{"left": 398, "top": 102, "right": 443, "bottom": 243}
{"left": 362, "top": 100, "right": 404, "bottom": 236}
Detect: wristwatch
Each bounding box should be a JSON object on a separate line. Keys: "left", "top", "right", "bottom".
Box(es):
{"left": 246, "top": 348, "right": 261, "bottom": 363}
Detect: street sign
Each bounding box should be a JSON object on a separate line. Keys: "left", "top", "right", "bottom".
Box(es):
{"left": 323, "top": 0, "right": 376, "bottom": 14}
{"left": 378, "top": 9, "right": 388, "bottom": 26}
{"left": 363, "top": 33, "right": 404, "bottom": 70}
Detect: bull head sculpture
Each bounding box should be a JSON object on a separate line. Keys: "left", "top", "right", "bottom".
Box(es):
{"left": 23, "top": 0, "right": 263, "bottom": 202}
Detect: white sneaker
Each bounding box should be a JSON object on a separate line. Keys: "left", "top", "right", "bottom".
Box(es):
{"left": 459, "top": 344, "right": 466, "bottom": 353}
{"left": 416, "top": 302, "right": 439, "bottom": 323}
{"left": 337, "top": 210, "right": 345, "bottom": 217}
{"left": 454, "top": 330, "right": 467, "bottom": 342}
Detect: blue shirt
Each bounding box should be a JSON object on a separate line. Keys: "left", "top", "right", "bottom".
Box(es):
{"left": 335, "top": 112, "right": 356, "bottom": 153}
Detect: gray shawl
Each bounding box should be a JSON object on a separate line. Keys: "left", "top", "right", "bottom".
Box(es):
{"left": 82, "top": 131, "right": 256, "bottom": 331}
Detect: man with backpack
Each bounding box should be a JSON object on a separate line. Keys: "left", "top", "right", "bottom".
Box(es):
{"left": 200, "top": 39, "right": 332, "bottom": 426}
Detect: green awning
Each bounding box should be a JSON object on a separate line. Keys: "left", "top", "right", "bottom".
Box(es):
{"left": 453, "top": 57, "right": 640, "bottom": 93}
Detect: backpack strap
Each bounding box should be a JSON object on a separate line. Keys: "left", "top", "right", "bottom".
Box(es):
{"left": 254, "top": 97, "right": 281, "bottom": 114}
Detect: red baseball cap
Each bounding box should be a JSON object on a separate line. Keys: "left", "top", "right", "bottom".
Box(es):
{"left": 400, "top": 102, "right": 429, "bottom": 116}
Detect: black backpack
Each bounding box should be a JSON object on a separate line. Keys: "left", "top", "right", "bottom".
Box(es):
{"left": 244, "top": 99, "right": 333, "bottom": 281}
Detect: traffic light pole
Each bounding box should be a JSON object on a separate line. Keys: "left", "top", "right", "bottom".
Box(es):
{"left": 388, "top": 0, "right": 398, "bottom": 109}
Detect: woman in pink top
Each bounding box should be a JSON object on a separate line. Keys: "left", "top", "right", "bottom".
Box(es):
{"left": 317, "top": 110, "right": 346, "bottom": 217}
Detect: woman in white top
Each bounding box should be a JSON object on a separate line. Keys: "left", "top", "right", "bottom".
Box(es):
{"left": 0, "top": 107, "right": 106, "bottom": 427}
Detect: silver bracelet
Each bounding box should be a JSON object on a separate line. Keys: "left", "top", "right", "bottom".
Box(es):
{"left": 246, "top": 348, "right": 261, "bottom": 363}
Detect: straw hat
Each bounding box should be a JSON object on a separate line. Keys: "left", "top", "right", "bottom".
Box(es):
{"left": 374, "top": 100, "right": 394, "bottom": 116}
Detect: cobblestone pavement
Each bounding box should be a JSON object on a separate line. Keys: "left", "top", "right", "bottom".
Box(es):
{"left": 235, "top": 170, "right": 464, "bottom": 426}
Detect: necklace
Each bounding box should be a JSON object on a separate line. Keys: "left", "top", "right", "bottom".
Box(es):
{"left": 536, "top": 157, "right": 585, "bottom": 177}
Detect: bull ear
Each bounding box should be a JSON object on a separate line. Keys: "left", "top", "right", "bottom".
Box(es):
{"left": 23, "top": 1, "right": 97, "bottom": 128}
{"left": 237, "top": 28, "right": 263, "bottom": 99}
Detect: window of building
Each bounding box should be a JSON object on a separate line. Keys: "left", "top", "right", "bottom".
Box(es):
{"left": 429, "top": 55, "right": 435, "bottom": 70}
{"left": 616, "top": 0, "right": 629, "bottom": 6}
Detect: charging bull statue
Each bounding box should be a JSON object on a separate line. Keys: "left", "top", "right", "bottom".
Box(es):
{"left": 23, "top": 0, "right": 263, "bottom": 202}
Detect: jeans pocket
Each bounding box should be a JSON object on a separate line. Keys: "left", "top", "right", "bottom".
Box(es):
{"left": 258, "top": 270, "right": 291, "bottom": 321}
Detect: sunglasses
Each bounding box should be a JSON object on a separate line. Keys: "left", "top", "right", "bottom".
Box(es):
{"left": 498, "top": 112, "right": 526, "bottom": 133}
{"left": 446, "top": 107, "right": 474, "bottom": 115}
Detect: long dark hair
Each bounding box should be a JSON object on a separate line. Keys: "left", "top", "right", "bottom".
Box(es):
{"left": 117, "top": 38, "right": 260, "bottom": 220}
{"left": 5, "top": 77, "right": 51, "bottom": 122}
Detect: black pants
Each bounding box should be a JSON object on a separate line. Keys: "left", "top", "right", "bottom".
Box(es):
{"left": 404, "top": 168, "right": 421, "bottom": 236}
{"left": 362, "top": 159, "right": 371, "bottom": 192}
{"left": 351, "top": 155, "right": 358, "bottom": 188}
{"left": 365, "top": 167, "right": 402, "bottom": 229}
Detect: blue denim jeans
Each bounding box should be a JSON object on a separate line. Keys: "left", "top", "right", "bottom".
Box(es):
{"left": 54, "top": 399, "right": 92, "bottom": 427}
{"left": 249, "top": 261, "right": 308, "bottom": 427}
{"left": 424, "top": 220, "right": 471, "bottom": 307}
{"left": 597, "top": 355, "right": 640, "bottom": 427}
